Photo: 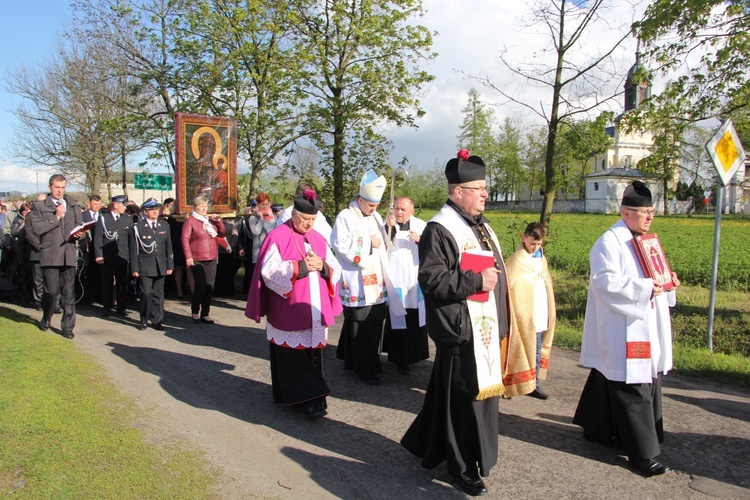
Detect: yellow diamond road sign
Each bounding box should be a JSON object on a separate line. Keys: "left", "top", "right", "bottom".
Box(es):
{"left": 705, "top": 118, "right": 746, "bottom": 186}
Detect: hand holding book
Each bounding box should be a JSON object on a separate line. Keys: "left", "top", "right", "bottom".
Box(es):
{"left": 632, "top": 233, "right": 675, "bottom": 291}
{"left": 460, "top": 250, "right": 496, "bottom": 302}
{"left": 66, "top": 220, "right": 97, "bottom": 242}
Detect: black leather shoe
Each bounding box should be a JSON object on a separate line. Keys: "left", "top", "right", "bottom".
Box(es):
{"left": 39, "top": 319, "right": 50, "bottom": 332}
{"left": 628, "top": 457, "right": 671, "bottom": 477}
{"left": 54, "top": 307, "right": 63, "bottom": 314}
{"left": 102, "top": 309, "right": 111, "bottom": 318}
{"left": 151, "top": 323, "right": 164, "bottom": 331}
{"left": 137, "top": 323, "right": 147, "bottom": 331}
{"left": 62, "top": 331, "right": 75, "bottom": 339}
{"left": 304, "top": 402, "right": 328, "bottom": 421}
{"left": 457, "top": 477, "right": 488, "bottom": 496}
{"left": 116, "top": 310, "right": 128, "bottom": 317}
{"left": 528, "top": 387, "right": 549, "bottom": 400}
{"left": 200, "top": 316, "right": 215, "bottom": 324}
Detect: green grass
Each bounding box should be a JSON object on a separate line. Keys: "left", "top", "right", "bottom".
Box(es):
{"left": 0, "top": 306, "right": 217, "bottom": 498}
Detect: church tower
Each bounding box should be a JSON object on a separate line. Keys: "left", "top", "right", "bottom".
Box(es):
{"left": 624, "top": 47, "right": 651, "bottom": 112}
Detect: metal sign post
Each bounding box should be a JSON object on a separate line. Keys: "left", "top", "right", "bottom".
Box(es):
{"left": 704, "top": 118, "right": 746, "bottom": 351}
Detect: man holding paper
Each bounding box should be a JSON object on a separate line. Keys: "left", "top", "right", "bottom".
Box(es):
{"left": 573, "top": 180, "right": 681, "bottom": 477}
{"left": 401, "top": 149, "right": 510, "bottom": 497}
{"left": 383, "top": 196, "right": 429, "bottom": 374}
{"left": 28, "top": 174, "right": 85, "bottom": 339}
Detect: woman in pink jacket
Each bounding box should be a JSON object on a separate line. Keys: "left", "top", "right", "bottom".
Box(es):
{"left": 182, "top": 196, "right": 226, "bottom": 323}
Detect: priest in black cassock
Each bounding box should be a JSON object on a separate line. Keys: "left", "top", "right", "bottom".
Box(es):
{"left": 401, "top": 149, "right": 510, "bottom": 497}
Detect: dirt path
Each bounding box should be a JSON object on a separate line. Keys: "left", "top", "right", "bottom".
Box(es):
{"left": 7, "top": 293, "right": 750, "bottom": 499}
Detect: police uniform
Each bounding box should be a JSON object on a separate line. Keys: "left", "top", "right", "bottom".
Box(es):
{"left": 129, "top": 198, "right": 173, "bottom": 330}
{"left": 94, "top": 195, "right": 132, "bottom": 316}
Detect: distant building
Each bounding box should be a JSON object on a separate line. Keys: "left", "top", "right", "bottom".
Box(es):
{"left": 584, "top": 49, "right": 670, "bottom": 214}
{"left": 584, "top": 168, "right": 663, "bottom": 214}
{"left": 724, "top": 159, "right": 750, "bottom": 214}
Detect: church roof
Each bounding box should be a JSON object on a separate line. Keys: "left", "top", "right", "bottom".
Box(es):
{"left": 584, "top": 167, "right": 655, "bottom": 179}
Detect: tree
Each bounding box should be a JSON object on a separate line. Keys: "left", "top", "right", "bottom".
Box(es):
{"left": 174, "top": 0, "right": 311, "bottom": 202}
{"left": 559, "top": 113, "right": 613, "bottom": 199}
{"left": 523, "top": 126, "right": 547, "bottom": 201}
{"left": 633, "top": 113, "right": 682, "bottom": 214}
{"left": 72, "top": 0, "right": 187, "bottom": 173}
{"left": 477, "top": 0, "right": 640, "bottom": 230}
{"left": 457, "top": 89, "right": 499, "bottom": 198}
{"left": 292, "top": 0, "right": 435, "bottom": 211}
{"left": 634, "top": 1, "right": 750, "bottom": 124}
{"left": 679, "top": 125, "right": 717, "bottom": 190}
{"left": 400, "top": 161, "right": 447, "bottom": 210}
{"left": 5, "top": 38, "right": 144, "bottom": 194}
{"left": 496, "top": 118, "right": 525, "bottom": 202}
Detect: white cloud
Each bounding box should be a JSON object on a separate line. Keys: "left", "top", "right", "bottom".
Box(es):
{"left": 388, "top": 0, "right": 651, "bottom": 169}
{"left": 0, "top": 162, "right": 59, "bottom": 196}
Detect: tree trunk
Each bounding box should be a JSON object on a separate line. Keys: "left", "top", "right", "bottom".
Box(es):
{"left": 332, "top": 92, "right": 346, "bottom": 212}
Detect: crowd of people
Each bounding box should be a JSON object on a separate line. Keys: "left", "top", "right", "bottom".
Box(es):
{"left": 2, "top": 163, "right": 680, "bottom": 496}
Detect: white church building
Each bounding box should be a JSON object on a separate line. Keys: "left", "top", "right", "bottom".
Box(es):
{"left": 584, "top": 50, "right": 664, "bottom": 214}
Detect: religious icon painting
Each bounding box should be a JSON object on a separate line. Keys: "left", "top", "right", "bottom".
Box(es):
{"left": 175, "top": 113, "right": 238, "bottom": 215}
{"left": 633, "top": 233, "right": 675, "bottom": 290}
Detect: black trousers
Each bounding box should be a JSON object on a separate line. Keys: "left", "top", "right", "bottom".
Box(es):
{"left": 573, "top": 368, "right": 664, "bottom": 459}
{"left": 30, "top": 260, "right": 44, "bottom": 305}
{"left": 216, "top": 253, "right": 240, "bottom": 295}
{"left": 42, "top": 265, "right": 77, "bottom": 333}
{"left": 241, "top": 258, "right": 255, "bottom": 294}
{"left": 138, "top": 275, "right": 165, "bottom": 325}
{"left": 191, "top": 260, "right": 216, "bottom": 317}
{"left": 383, "top": 308, "right": 429, "bottom": 366}
{"left": 101, "top": 261, "right": 129, "bottom": 313}
{"left": 336, "top": 303, "right": 386, "bottom": 375}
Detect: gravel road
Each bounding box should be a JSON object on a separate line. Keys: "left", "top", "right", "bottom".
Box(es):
{"left": 7, "top": 292, "right": 750, "bottom": 499}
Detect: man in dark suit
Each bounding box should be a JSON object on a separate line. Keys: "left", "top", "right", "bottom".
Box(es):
{"left": 129, "top": 198, "right": 173, "bottom": 331}
{"left": 25, "top": 193, "right": 47, "bottom": 310}
{"left": 81, "top": 195, "right": 102, "bottom": 303}
{"left": 94, "top": 195, "right": 132, "bottom": 318}
{"left": 28, "top": 174, "right": 85, "bottom": 339}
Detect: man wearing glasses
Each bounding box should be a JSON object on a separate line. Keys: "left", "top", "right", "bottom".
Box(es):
{"left": 401, "top": 149, "right": 510, "bottom": 496}
{"left": 573, "top": 180, "right": 681, "bottom": 477}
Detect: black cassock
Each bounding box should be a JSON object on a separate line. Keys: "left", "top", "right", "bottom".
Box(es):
{"left": 401, "top": 339, "right": 498, "bottom": 478}
{"left": 573, "top": 368, "right": 664, "bottom": 459}
{"left": 269, "top": 343, "right": 329, "bottom": 408}
{"left": 401, "top": 201, "right": 507, "bottom": 480}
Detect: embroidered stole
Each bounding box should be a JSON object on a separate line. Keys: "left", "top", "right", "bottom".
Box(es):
{"left": 347, "top": 203, "right": 406, "bottom": 317}
{"left": 431, "top": 205, "right": 504, "bottom": 400}
{"left": 609, "top": 227, "right": 652, "bottom": 383}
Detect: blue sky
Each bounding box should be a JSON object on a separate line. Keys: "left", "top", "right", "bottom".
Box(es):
{"left": 0, "top": 1, "right": 646, "bottom": 196}
{"left": 0, "top": 1, "right": 73, "bottom": 194}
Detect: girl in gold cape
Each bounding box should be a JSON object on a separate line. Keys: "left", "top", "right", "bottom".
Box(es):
{"left": 502, "top": 223, "right": 556, "bottom": 398}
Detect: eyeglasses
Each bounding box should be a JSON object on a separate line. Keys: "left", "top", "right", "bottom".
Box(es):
{"left": 460, "top": 185, "right": 488, "bottom": 193}
{"left": 626, "top": 208, "right": 656, "bottom": 217}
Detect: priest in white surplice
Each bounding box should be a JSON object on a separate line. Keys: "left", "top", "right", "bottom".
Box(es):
{"left": 573, "top": 180, "right": 681, "bottom": 477}
{"left": 382, "top": 196, "right": 429, "bottom": 374}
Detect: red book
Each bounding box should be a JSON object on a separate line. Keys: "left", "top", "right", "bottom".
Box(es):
{"left": 632, "top": 233, "right": 675, "bottom": 291}
{"left": 460, "top": 250, "right": 495, "bottom": 302}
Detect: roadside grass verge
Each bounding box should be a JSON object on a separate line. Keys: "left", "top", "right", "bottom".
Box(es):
{"left": 552, "top": 275, "right": 750, "bottom": 387}
{"left": 0, "top": 306, "right": 216, "bottom": 498}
